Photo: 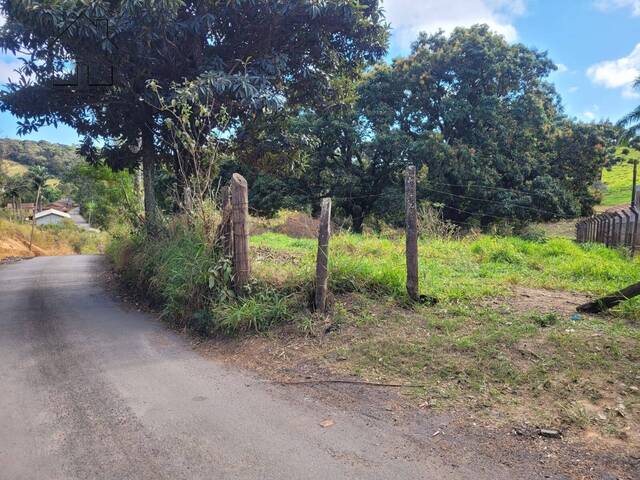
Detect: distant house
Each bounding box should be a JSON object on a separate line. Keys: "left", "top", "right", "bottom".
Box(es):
{"left": 45, "top": 198, "right": 76, "bottom": 213}
{"left": 34, "top": 209, "right": 71, "bottom": 226}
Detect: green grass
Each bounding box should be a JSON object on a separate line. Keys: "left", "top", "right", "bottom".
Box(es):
{"left": 600, "top": 147, "right": 640, "bottom": 207}
{"left": 252, "top": 232, "right": 640, "bottom": 306}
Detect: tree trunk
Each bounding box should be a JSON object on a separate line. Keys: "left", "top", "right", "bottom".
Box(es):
{"left": 577, "top": 281, "right": 640, "bottom": 313}
{"left": 141, "top": 129, "right": 158, "bottom": 227}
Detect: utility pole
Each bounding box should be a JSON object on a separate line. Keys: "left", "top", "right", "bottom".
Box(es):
{"left": 632, "top": 159, "right": 638, "bottom": 207}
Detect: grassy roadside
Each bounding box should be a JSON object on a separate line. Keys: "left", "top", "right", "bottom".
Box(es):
{"left": 107, "top": 214, "right": 640, "bottom": 454}
{"left": 250, "top": 230, "right": 640, "bottom": 452}
{"left": 0, "top": 217, "right": 109, "bottom": 259}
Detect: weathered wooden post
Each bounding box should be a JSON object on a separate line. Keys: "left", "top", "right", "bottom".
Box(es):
{"left": 622, "top": 209, "right": 631, "bottom": 248}
{"left": 220, "top": 186, "right": 233, "bottom": 258}
{"left": 632, "top": 159, "right": 638, "bottom": 207}
{"left": 405, "top": 166, "right": 419, "bottom": 302}
{"left": 314, "top": 198, "right": 332, "bottom": 313}
{"left": 231, "top": 173, "right": 250, "bottom": 293}
{"left": 632, "top": 207, "right": 640, "bottom": 256}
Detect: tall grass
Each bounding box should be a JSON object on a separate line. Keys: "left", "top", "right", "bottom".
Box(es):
{"left": 108, "top": 220, "right": 640, "bottom": 337}
{"left": 252, "top": 232, "right": 640, "bottom": 310}
{"left": 0, "top": 217, "right": 109, "bottom": 258}
{"left": 107, "top": 220, "right": 296, "bottom": 335}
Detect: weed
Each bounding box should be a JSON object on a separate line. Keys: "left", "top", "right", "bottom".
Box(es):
{"left": 532, "top": 312, "right": 561, "bottom": 328}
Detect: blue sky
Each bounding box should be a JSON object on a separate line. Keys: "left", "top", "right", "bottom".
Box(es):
{"left": 0, "top": 0, "right": 639, "bottom": 145}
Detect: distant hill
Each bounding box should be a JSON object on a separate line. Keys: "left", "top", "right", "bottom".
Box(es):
{"left": 600, "top": 147, "right": 640, "bottom": 207}
{"left": 0, "top": 138, "right": 81, "bottom": 177}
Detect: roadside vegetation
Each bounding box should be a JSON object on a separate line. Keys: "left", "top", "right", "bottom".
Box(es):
{"left": 0, "top": 216, "right": 109, "bottom": 260}
{"left": 108, "top": 210, "right": 640, "bottom": 451}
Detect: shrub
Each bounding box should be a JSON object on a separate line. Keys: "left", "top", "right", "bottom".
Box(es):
{"left": 106, "top": 220, "right": 295, "bottom": 335}
{"left": 531, "top": 312, "right": 560, "bottom": 328}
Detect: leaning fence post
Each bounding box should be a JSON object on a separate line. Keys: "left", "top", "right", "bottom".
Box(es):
{"left": 314, "top": 198, "right": 332, "bottom": 313}
{"left": 405, "top": 166, "right": 419, "bottom": 302}
{"left": 231, "top": 173, "right": 250, "bottom": 293}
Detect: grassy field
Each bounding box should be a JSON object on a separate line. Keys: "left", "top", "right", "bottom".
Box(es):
{"left": 249, "top": 229, "right": 640, "bottom": 449}
{"left": 1, "top": 158, "right": 60, "bottom": 187}
{"left": 600, "top": 147, "right": 640, "bottom": 207}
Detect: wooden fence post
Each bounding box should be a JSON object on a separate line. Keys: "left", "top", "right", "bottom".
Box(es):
{"left": 231, "top": 173, "right": 250, "bottom": 293}
{"left": 405, "top": 166, "right": 419, "bottom": 302}
{"left": 315, "top": 198, "right": 332, "bottom": 313}
{"left": 632, "top": 207, "right": 640, "bottom": 256}
{"left": 220, "top": 186, "right": 233, "bottom": 258}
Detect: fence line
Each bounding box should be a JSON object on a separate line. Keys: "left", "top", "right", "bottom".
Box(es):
{"left": 576, "top": 205, "right": 640, "bottom": 254}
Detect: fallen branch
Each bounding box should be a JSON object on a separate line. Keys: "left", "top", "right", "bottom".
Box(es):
{"left": 270, "top": 379, "right": 427, "bottom": 388}
{"left": 577, "top": 281, "right": 640, "bottom": 313}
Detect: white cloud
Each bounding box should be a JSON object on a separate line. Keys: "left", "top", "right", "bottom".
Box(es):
{"left": 0, "top": 57, "right": 22, "bottom": 85}
{"left": 556, "top": 63, "right": 569, "bottom": 73}
{"left": 594, "top": 0, "right": 640, "bottom": 15}
{"left": 587, "top": 43, "right": 640, "bottom": 98}
{"left": 582, "top": 105, "right": 600, "bottom": 121}
{"left": 568, "top": 86, "right": 579, "bottom": 93}
{"left": 383, "top": 0, "right": 526, "bottom": 52}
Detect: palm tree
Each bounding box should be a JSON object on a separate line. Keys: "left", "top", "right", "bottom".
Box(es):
{"left": 4, "top": 176, "right": 27, "bottom": 221}
{"left": 27, "top": 166, "right": 51, "bottom": 251}
{"left": 620, "top": 77, "right": 640, "bottom": 134}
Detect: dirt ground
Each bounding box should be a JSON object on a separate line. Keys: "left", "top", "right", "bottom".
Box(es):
{"left": 0, "top": 236, "right": 55, "bottom": 259}
{"left": 193, "top": 287, "right": 639, "bottom": 480}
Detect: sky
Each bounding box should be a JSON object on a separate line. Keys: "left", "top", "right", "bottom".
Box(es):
{"left": 0, "top": 0, "right": 639, "bottom": 145}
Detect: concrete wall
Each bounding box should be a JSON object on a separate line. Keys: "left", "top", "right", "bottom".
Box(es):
{"left": 36, "top": 215, "right": 67, "bottom": 226}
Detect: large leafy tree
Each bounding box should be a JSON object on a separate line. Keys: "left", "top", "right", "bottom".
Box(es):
{"left": 261, "top": 26, "right": 606, "bottom": 229}
{"left": 0, "top": 0, "right": 388, "bottom": 224}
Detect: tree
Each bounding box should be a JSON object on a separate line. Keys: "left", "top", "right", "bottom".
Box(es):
{"left": 0, "top": 0, "right": 388, "bottom": 226}
{"left": 3, "top": 175, "right": 28, "bottom": 221}
{"left": 64, "top": 162, "right": 138, "bottom": 230}
{"left": 257, "top": 26, "right": 606, "bottom": 230}
{"left": 26, "top": 165, "right": 51, "bottom": 250}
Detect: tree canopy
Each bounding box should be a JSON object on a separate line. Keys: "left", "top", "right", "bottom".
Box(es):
{"left": 244, "top": 26, "right": 613, "bottom": 230}
{"left": 0, "top": 0, "right": 388, "bottom": 222}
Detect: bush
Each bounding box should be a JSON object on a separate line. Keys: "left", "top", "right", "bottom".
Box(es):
{"left": 518, "top": 225, "right": 548, "bottom": 243}
{"left": 106, "top": 219, "right": 295, "bottom": 335}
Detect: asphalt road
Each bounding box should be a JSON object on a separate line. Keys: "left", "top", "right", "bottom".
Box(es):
{"left": 0, "top": 256, "right": 517, "bottom": 480}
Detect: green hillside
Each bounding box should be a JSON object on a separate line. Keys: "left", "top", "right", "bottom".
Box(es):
{"left": 0, "top": 138, "right": 80, "bottom": 177}
{"left": 600, "top": 147, "right": 640, "bottom": 207}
